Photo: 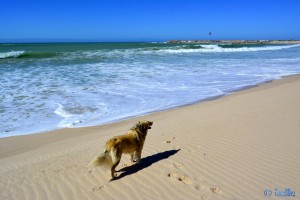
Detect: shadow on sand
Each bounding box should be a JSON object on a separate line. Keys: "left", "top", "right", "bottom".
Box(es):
{"left": 113, "top": 149, "right": 180, "bottom": 181}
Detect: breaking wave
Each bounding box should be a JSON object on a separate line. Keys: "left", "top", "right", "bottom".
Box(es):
{"left": 0, "top": 51, "right": 58, "bottom": 59}
{"left": 1, "top": 44, "right": 299, "bottom": 60}
{"left": 159, "top": 44, "right": 300, "bottom": 53}
{"left": 0, "top": 51, "right": 25, "bottom": 59}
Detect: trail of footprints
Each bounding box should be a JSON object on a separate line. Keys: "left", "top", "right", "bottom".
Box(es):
{"left": 165, "top": 135, "right": 222, "bottom": 196}
{"left": 164, "top": 136, "right": 193, "bottom": 185}
{"left": 91, "top": 134, "right": 222, "bottom": 196}
{"left": 167, "top": 162, "right": 193, "bottom": 185}
{"left": 167, "top": 162, "right": 222, "bottom": 196}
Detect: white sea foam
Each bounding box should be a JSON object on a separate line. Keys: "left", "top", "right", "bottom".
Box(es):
{"left": 160, "top": 44, "right": 300, "bottom": 53}
{"left": 0, "top": 51, "right": 25, "bottom": 58}
{"left": 1, "top": 43, "right": 300, "bottom": 138}
{"left": 54, "top": 104, "right": 73, "bottom": 118}
{"left": 57, "top": 44, "right": 300, "bottom": 61}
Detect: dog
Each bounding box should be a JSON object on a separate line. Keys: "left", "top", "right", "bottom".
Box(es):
{"left": 88, "top": 121, "right": 153, "bottom": 179}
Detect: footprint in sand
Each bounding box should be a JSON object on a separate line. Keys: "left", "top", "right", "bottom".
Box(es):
{"left": 168, "top": 172, "right": 193, "bottom": 185}
{"left": 166, "top": 137, "right": 176, "bottom": 144}
{"left": 92, "top": 185, "right": 105, "bottom": 192}
{"left": 194, "top": 184, "right": 201, "bottom": 190}
{"left": 173, "top": 163, "right": 183, "bottom": 169}
{"left": 210, "top": 186, "right": 221, "bottom": 193}
{"left": 200, "top": 194, "right": 208, "bottom": 200}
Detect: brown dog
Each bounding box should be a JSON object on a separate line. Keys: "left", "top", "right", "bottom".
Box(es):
{"left": 88, "top": 121, "right": 153, "bottom": 179}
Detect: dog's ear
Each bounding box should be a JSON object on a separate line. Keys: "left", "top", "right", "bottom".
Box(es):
{"left": 136, "top": 121, "right": 143, "bottom": 129}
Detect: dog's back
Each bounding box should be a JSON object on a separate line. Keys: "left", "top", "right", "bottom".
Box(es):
{"left": 106, "top": 130, "right": 140, "bottom": 153}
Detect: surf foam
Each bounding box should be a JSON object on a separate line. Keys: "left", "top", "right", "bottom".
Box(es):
{"left": 159, "top": 44, "right": 300, "bottom": 53}
{"left": 0, "top": 51, "right": 25, "bottom": 59}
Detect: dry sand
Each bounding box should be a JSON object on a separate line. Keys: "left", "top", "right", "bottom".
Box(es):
{"left": 1, "top": 75, "right": 300, "bottom": 200}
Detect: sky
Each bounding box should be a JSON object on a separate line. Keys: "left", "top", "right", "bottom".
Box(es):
{"left": 0, "top": 0, "right": 300, "bottom": 42}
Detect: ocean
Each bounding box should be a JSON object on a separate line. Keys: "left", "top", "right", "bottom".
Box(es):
{"left": 1, "top": 42, "right": 300, "bottom": 138}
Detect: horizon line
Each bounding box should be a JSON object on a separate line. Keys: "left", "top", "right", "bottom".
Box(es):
{"left": 1, "top": 39, "right": 300, "bottom": 44}
{"left": 0, "top": 39, "right": 300, "bottom": 44}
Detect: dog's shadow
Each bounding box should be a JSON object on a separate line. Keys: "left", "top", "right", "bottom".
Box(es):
{"left": 113, "top": 149, "right": 180, "bottom": 181}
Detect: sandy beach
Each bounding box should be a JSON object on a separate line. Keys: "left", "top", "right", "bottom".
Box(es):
{"left": 0, "top": 75, "right": 299, "bottom": 200}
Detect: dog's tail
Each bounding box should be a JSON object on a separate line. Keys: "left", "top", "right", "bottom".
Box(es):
{"left": 88, "top": 150, "right": 112, "bottom": 168}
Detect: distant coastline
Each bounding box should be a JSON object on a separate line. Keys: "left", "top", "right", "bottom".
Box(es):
{"left": 167, "top": 40, "right": 300, "bottom": 44}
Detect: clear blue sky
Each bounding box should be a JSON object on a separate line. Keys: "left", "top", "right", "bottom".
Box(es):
{"left": 1, "top": 0, "right": 300, "bottom": 42}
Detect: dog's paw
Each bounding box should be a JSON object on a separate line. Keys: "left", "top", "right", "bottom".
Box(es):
{"left": 134, "top": 158, "right": 141, "bottom": 163}
{"left": 109, "top": 173, "right": 119, "bottom": 181}
{"left": 129, "top": 159, "right": 138, "bottom": 163}
{"left": 135, "top": 160, "right": 142, "bottom": 165}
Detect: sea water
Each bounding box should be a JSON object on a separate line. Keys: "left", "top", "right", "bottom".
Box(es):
{"left": 1, "top": 42, "right": 300, "bottom": 138}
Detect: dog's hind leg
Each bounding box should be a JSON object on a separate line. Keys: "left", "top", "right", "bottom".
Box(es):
{"left": 110, "top": 148, "right": 122, "bottom": 179}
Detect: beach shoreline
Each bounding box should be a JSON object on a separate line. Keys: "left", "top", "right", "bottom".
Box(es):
{"left": 0, "top": 73, "right": 296, "bottom": 141}
{"left": 1, "top": 75, "right": 299, "bottom": 199}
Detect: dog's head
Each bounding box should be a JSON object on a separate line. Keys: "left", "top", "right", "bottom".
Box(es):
{"left": 135, "top": 121, "right": 153, "bottom": 131}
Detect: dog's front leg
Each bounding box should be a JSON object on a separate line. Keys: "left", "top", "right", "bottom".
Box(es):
{"left": 130, "top": 152, "right": 135, "bottom": 162}
{"left": 135, "top": 149, "right": 142, "bottom": 163}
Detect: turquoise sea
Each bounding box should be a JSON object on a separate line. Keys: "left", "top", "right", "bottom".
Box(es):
{"left": 1, "top": 42, "right": 300, "bottom": 137}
